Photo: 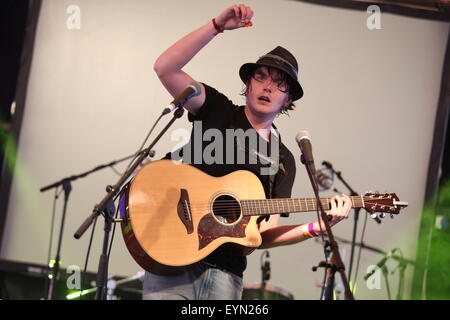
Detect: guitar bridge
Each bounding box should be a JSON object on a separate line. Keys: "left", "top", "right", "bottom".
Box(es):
{"left": 177, "top": 188, "right": 193, "bottom": 234}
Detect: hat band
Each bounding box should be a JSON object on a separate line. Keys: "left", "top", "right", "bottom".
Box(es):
{"left": 258, "top": 54, "right": 298, "bottom": 79}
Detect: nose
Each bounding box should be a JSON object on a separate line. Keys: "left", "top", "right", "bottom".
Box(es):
{"left": 263, "top": 79, "right": 275, "bottom": 92}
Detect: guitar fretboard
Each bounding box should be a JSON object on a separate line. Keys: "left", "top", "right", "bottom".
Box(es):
{"left": 241, "top": 196, "right": 365, "bottom": 216}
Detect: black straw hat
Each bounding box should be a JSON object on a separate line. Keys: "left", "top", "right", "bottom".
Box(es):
{"left": 239, "top": 46, "right": 303, "bottom": 101}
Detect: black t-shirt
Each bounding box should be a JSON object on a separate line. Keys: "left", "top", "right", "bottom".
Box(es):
{"left": 165, "top": 84, "right": 296, "bottom": 277}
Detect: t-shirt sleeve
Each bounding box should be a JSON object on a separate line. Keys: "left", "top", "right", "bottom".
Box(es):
{"left": 187, "top": 83, "right": 236, "bottom": 123}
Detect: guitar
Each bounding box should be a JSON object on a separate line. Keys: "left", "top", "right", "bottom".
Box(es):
{"left": 119, "top": 160, "right": 408, "bottom": 275}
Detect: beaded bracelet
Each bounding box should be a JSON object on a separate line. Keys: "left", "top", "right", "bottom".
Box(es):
{"left": 212, "top": 18, "right": 224, "bottom": 34}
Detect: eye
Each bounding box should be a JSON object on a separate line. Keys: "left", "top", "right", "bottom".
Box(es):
{"left": 253, "top": 71, "right": 267, "bottom": 82}
{"left": 277, "top": 81, "right": 288, "bottom": 92}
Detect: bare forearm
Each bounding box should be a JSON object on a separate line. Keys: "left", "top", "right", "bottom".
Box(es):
{"left": 260, "top": 224, "right": 316, "bottom": 249}
{"left": 153, "top": 21, "right": 217, "bottom": 77}
{"left": 259, "top": 195, "right": 353, "bottom": 249}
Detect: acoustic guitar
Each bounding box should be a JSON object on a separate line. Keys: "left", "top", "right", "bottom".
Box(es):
{"left": 119, "top": 160, "right": 407, "bottom": 275}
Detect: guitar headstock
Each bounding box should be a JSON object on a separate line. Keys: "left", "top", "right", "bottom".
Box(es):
{"left": 363, "top": 192, "right": 408, "bottom": 217}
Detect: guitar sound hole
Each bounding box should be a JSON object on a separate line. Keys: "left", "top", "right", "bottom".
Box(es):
{"left": 212, "top": 195, "right": 241, "bottom": 224}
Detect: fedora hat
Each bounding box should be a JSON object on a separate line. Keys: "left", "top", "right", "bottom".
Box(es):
{"left": 239, "top": 46, "right": 303, "bottom": 101}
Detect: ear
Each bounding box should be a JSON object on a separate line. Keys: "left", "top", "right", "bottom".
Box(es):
{"left": 283, "top": 96, "right": 292, "bottom": 108}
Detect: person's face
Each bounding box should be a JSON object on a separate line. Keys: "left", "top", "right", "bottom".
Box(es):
{"left": 246, "top": 66, "right": 292, "bottom": 118}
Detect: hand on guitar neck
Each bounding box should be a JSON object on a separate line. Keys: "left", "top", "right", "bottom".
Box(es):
{"left": 314, "top": 194, "right": 352, "bottom": 235}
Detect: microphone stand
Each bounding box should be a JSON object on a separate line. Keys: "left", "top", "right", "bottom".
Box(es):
{"left": 44, "top": 179, "right": 71, "bottom": 300}
{"left": 301, "top": 155, "right": 354, "bottom": 300}
{"left": 40, "top": 148, "right": 150, "bottom": 299}
{"left": 73, "top": 107, "right": 185, "bottom": 300}
{"left": 260, "top": 250, "right": 270, "bottom": 300}
{"left": 323, "top": 162, "right": 380, "bottom": 289}
{"left": 330, "top": 236, "right": 415, "bottom": 266}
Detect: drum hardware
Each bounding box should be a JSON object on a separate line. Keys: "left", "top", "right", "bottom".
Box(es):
{"left": 242, "top": 282, "right": 294, "bottom": 300}
{"left": 66, "top": 270, "right": 144, "bottom": 300}
{"left": 242, "top": 250, "right": 294, "bottom": 300}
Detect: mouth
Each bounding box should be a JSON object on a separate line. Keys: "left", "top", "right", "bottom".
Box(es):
{"left": 258, "top": 96, "right": 271, "bottom": 103}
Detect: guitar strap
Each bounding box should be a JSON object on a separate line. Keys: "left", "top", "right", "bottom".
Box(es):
{"left": 229, "top": 109, "right": 286, "bottom": 200}
{"left": 267, "top": 123, "right": 287, "bottom": 199}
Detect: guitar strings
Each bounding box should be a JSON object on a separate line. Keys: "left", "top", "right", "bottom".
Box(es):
{"left": 177, "top": 198, "right": 397, "bottom": 217}
{"left": 184, "top": 197, "right": 390, "bottom": 206}
{"left": 183, "top": 198, "right": 391, "bottom": 209}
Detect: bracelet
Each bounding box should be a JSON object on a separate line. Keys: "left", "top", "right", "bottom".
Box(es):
{"left": 302, "top": 224, "right": 313, "bottom": 239}
{"left": 303, "top": 223, "right": 319, "bottom": 239}
{"left": 212, "top": 18, "right": 224, "bottom": 34}
{"left": 308, "top": 223, "right": 319, "bottom": 237}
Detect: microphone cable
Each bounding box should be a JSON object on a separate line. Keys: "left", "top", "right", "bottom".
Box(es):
{"left": 349, "top": 209, "right": 369, "bottom": 294}
{"left": 78, "top": 191, "right": 121, "bottom": 300}
{"left": 43, "top": 186, "right": 63, "bottom": 299}
{"left": 119, "top": 113, "right": 164, "bottom": 176}
{"left": 78, "top": 212, "right": 98, "bottom": 300}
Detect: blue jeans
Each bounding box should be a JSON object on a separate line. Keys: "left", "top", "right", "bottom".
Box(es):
{"left": 142, "top": 262, "right": 243, "bottom": 300}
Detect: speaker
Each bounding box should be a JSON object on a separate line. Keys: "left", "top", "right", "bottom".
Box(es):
{"left": 0, "top": 259, "right": 142, "bottom": 300}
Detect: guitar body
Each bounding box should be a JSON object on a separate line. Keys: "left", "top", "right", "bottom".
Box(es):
{"left": 120, "top": 160, "right": 266, "bottom": 275}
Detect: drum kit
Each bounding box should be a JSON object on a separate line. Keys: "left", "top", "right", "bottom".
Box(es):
{"left": 72, "top": 249, "right": 295, "bottom": 300}
{"left": 242, "top": 282, "right": 294, "bottom": 300}
{"left": 242, "top": 250, "right": 294, "bottom": 300}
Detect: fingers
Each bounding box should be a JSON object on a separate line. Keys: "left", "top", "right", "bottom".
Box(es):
{"left": 342, "top": 194, "right": 352, "bottom": 218}
{"left": 240, "top": 4, "right": 253, "bottom": 22}
{"left": 218, "top": 4, "right": 253, "bottom": 31}
{"left": 233, "top": 4, "right": 253, "bottom": 23}
{"left": 232, "top": 5, "right": 240, "bottom": 19}
{"left": 327, "top": 195, "right": 351, "bottom": 222}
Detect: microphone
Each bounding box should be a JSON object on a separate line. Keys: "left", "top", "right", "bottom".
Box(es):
{"left": 315, "top": 170, "right": 333, "bottom": 190}
{"left": 322, "top": 161, "right": 333, "bottom": 170}
{"left": 295, "top": 131, "right": 314, "bottom": 168}
{"left": 296, "top": 132, "right": 332, "bottom": 221}
{"left": 364, "top": 251, "right": 393, "bottom": 280}
{"left": 162, "top": 82, "right": 202, "bottom": 115}
{"left": 261, "top": 250, "right": 271, "bottom": 283}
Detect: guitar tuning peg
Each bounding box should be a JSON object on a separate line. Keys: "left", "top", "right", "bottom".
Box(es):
{"left": 390, "top": 214, "right": 395, "bottom": 219}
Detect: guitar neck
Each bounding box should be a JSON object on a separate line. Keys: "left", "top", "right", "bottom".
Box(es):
{"left": 241, "top": 196, "right": 365, "bottom": 216}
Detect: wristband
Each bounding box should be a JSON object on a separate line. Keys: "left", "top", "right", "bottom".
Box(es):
{"left": 308, "top": 223, "right": 319, "bottom": 237}
{"left": 212, "top": 18, "right": 224, "bottom": 34}
{"left": 303, "top": 224, "right": 313, "bottom": 239}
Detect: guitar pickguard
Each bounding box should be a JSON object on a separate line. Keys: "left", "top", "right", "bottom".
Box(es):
{"left": 197, "top": 214, "right": 250, "bottom": 250}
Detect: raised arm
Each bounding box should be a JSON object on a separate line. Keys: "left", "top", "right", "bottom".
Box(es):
{"left": 153, "top": 4, "right": 254, "bottom": 115}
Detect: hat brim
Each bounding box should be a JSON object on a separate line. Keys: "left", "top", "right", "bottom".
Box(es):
{"left": 239, "top": 62, "right": 303, "bottom": 101}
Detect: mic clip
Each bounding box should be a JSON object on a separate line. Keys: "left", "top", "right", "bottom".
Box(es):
{"left": 300, "top": 154, "right": 314, "bottom": 166}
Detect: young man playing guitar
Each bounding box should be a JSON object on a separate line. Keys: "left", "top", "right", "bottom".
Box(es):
{"left": 143, "top": 4, "right": 352, "bottom": 299}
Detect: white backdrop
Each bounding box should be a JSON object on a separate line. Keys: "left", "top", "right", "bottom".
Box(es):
{"left": 1, "top": 0, "right": 449, "bottom": 300}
